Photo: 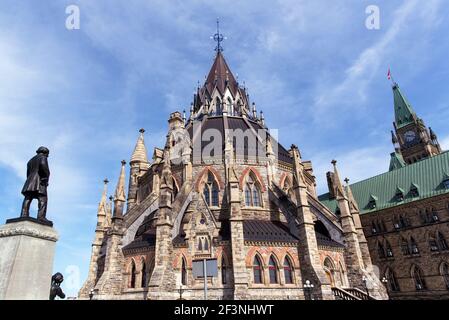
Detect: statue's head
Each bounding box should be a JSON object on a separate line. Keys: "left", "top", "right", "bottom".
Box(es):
{"left": 52, "top": 272, "right": 64, "bottom": 285}
{"left": 36, "top": 146, "right": 50, "bottom": 156}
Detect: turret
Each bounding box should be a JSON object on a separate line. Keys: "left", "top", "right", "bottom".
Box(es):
{"left": 113, "top": 160, "right": 127, "bottom": 220}
{"left": 128, "top": 129, "right": 149, "bottom": 209}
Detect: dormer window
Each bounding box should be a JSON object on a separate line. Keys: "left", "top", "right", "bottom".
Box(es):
{"left": 443, "top": 175, "right": 449, "bottom": 189}
{"left": 410, "top": 183, "right": 419, "bottom": 197}
{"left": 395, "top": 187, "right": 404, "bottom": 202}
{"left": 368, "top": 195, "right": 377, "bottom": 210}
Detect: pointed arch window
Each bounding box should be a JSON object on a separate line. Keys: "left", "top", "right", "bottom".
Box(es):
{"left": 385, "top": 268, "right": 400, "bottom": 292}
{"left": 378, "top": 242, "right": 386, "bottom": 259}
{"left": 253, "top": 255, "right": 263, "bottom": 284}
{"left": 429, "top": 233, "right": 439, "bottom": 252}
{"left": 283, "top": 256, "right": 293, "bottom": 284}
{"left": 130, "top": 260, "right": 137, "bottom": 288}
{"left": 221, "top": 257, "right": 227, "bottom": 285}
{"left": 141, "top": 260, "right": 147, "bottom": 288}
{"left": 227, "top": 97, "right": 233, "bottom": 115}
{"left": 197, "top": 235, "right": 210, "bottom": 253}
{"left": 203, "top": 171, "right": 219, "bottom": 207}
{"left": 441, "top": 263, "right": 449, "bottom": 289}
{"left": 181, "top": 258, "right": 187, "bottom": 285}
{"left": 410, "top": 237, "right": 419, "bottom": 254}
{"left": 412, "top": 265, "right": 427, "bottom": 291}
{"left": 269, "top": 256, "right": 278, "bottom": 284}
{"left": 437, "top": 232, "right": 448, "bottom": 251}
{"left": 215, "top": 97, "right": 222, "bottom": 115}
{"left": 401, "top": 238, "right": 410, "bottom": 256}
{"left": 386, "top": 240, "right": 394, "bottom": 257}
{"left": 371, "top": 221, "right": 378, "bottom": 234}
{"left": 244, "top": 173, "right": 262, "bottom": 207}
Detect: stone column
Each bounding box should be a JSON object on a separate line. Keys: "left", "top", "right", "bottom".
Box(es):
{"left": 0, "top": 220, "right": 58, "bottom": 300}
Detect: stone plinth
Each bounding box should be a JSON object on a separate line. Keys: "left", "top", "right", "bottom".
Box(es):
{"left": 0, "top": 220, "right": 58, "bottom": 300}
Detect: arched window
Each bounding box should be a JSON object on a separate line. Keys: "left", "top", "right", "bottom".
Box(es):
{"left": 269, "top": 256, "right": 278, "bottom": 284}
{"left": 401, "top": 238, "right": 410, "bottom": 255}
{"left": 172, "top": 178, "right": 179, "bottom": 201}
{"left": 197, "top": 236, "right": 210, "bottom": 253}
{"left": 440, "top": 263, "right": 449, "bottom": 289}
{"left": 339, "top": 262, "right": 347, "bottom": 287}
{"left": 324, "top": 257, "right": 335, "bottom": 287}
{"left": 412, "top": 265, "right": 427, "bottom": 291}
{"left": 253, "top": 255, "right": 263, "bottom": 284}
{"left": 130, "top": 260, "right": 136, "bottom": 288}
{"left": 283, "top": 256, "right": 293, "bottom": 284}
{"left": 203, "top": 171, "right": 219, "bottom": 207}
{"left": 386, "top": 240, "right": 394, "bottom": 257}
{"left": 215, "top": 97, "right": 221, "bottom": 115}
{"left": 244, "top": 173, "right": 262, "bottom": 207}
{"left": 410, "top": 237, "right": 419, "bottom": 254}
{"left": 385, "top": 268, "right": 400, "bottom": 292}
{"left": 227, "top": 98, "right": 233, "bottom": 115}
{"left": 141, "top": 260, "right": 147, "bottom": 288}
{"left": 221, "top": 257, "right": 227, "bottom": 285}
{"left": 429, "top": 233, "right": 439, "bottom": 252}
{"left": 181, "top": 258, "right": 187, "bottom": 285}
{"left": 378, "top": 242, "right": 386, "bottom": 259}
{"left": 437, "top": 232, "right": 448, "bottom": 251}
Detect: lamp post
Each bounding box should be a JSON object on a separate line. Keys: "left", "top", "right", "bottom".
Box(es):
{"left": 89, "top": 288, "right": 94, "bottom": 300}
{"left": 303, "top": 280, "right": 314, "bottom": 300}
{"left": 362, "top": 275, "right": 370, "bottom": 299}
{"left": 178, "top": 285, "right": 185, "bottom": 300}
{"left": 381, "top": 277, "right": 389, "bottom": 298}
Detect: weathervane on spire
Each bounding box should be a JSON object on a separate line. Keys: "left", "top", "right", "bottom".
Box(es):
{"left": 211, "top": 18, "right": 226, "bottom": 52}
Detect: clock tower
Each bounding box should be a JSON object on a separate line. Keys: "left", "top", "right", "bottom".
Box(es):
{"left": 391, "top": 82, "right": 442, "bottom": 166}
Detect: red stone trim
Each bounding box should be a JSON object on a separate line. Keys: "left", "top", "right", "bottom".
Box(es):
{"left": 194, "top": 166, "right": 225, "bottom": 192}
{"left": 239, "top": 167, "right": 267, "bottom": 192}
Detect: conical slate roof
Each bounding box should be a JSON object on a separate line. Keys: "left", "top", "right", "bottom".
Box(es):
{"left": 130, "top": 129, "right": 149, "bottom": 163}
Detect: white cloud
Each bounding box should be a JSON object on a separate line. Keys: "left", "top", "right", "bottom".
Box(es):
{"left": 312, "top": 145, "right": 391, "bottom": 195}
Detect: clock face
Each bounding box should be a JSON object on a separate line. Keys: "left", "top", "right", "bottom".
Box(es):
{"left": 404, "top": 130, "right": 416, "bottom": 142}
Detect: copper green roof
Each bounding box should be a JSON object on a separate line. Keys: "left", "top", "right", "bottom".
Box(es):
{"left": 318, "top": 151, "right": 449, "bottom": 214}
{"left": 389, "top": 151, "right": 406, "bottom": 171}
{"left": 393, "top": 83, "right": 416, "bottom": 129}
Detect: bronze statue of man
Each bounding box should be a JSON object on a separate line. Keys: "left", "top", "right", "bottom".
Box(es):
{"left": 20, "top": 146, "right": 51, "bottom": 224}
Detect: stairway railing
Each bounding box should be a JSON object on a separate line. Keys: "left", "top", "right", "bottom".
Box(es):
{"left": 343, "top": 287, "right": 375, "bottom": 300}
{"left": 331, "top": 287, "right": 361, "bottom": 300}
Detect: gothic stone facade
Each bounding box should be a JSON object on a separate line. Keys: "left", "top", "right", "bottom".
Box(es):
{"left": 79, "top": 52, "right": 387, "bottom": 300}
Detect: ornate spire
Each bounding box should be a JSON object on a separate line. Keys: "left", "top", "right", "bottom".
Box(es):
{"left": 392, "top": 83, "right": 417, "bottom": 129}
{"left": 211, "top": 18, "right": 225, "bottom": 53}
{"left": 114, "top": 160, "right": 127, "bottom": 202}
{"left": 97, "top": 178, "right": 109, "bottom": 217}
{"left": 391, "top": 130, "right": 398, "bottom": 145}
{"left": 429, "top": 127, "right": 438, "bottom": 140}
{"left": 331, "top": 160, "right": 346, "bottom": 200}
{"left": 130, "top": 129, "right": 149, "bottom": 164}
{"left": 104, "top": 195, "right": 113, "bottom": 228}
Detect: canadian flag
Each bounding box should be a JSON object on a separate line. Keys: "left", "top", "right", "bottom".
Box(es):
{"left": 387, "top": 68, "right": 391, "bottom": 80}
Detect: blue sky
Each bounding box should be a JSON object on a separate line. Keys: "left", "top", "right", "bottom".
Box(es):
{"left": 1, "top": 0, "right": 449, "bottom": 296}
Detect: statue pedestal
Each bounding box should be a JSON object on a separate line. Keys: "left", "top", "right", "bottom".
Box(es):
{"left": 0, "top": 219, "right": 58, "bottom": 300}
